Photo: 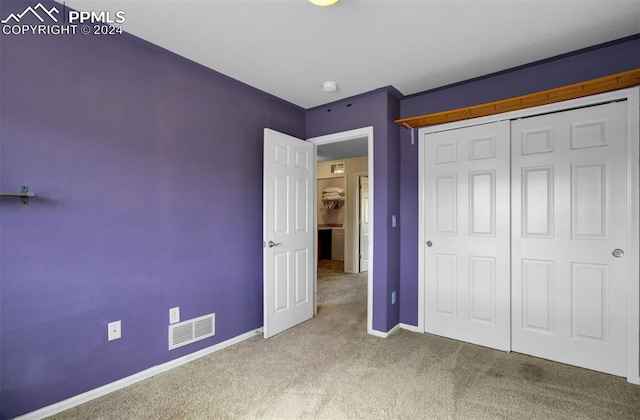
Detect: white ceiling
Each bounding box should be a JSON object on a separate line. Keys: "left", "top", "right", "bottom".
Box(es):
{"left": 317, "top": 136, "right": 368, "bottom": 161}
{"left": 62, "top": 1, "right": 640, "bottom": 109}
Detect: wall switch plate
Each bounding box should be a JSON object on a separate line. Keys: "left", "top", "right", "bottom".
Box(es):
{"left": 391, "top": 215, "right": 397, "bottom": 228}
{"left": 391, "top": 291, "right": 397, "bottom": 305}
{"left": 169, "top": 307, "right": 180, "bottom": 324}
{"left": 108, "top": 320, "right": 121, "bottom": 341}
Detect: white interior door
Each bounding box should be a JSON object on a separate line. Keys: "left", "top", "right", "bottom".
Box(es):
{"left": 263, "top": 129, "right": 315, "bottom": 339}
{"left": 359, "top": 176, "right": 369, "bottom": 272}
{"left": 511, "top": 101, "right": 629, "bottom": 376}
{"left": 424, "top": 121, "right": 511, "bottom": 351}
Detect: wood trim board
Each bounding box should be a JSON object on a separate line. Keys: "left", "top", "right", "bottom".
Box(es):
{"left": 395, "top": 68, "right": 640, "bottom": 129}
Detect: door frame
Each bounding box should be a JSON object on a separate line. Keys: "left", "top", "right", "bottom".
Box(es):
{"left": 307, "top": 126, "right": 375, "bottom": 335}
{"left": 417, "top": 87, "right": 640, "bottom": 383}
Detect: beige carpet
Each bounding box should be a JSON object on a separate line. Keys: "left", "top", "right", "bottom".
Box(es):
{"left": 53, "top": 266, "right": 640, "bottom": 419}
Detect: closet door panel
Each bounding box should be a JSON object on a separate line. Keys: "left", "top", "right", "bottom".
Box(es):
{"left": 511, "top": 101, "right": 628, "bottom": 376}
{"left": 424, "top": 121, "right": 511, "bottom": 351}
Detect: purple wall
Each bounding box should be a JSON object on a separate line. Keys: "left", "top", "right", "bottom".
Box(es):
{"left": 398, "top": 35, "right": 640, "bottom": 326}
{"left": 0, "top": 1, "right": 304, "bottom": 417}
{"left": 306, "top": 88, "right": 401, "bottom": 332}
{"left": 1, "top": 0, "right": 638, "bottom": 416}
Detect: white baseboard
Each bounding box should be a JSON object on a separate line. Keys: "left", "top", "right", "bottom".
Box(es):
{"left": 368, "top": 323, "right": 401, "bottom": 338}
{"left": 16, "top": 328, "right": 263, "bottom": 420}
{"left": 399, "top": 323, "right": 421, "bottom": 333}
{"left": 369, "top": 323, "right": 421, "bottom": 338}
{"left": 368, "top": 327, "right": 389, "bottom": 338}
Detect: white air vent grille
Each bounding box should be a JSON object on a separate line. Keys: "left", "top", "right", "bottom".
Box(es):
{"left": 194, "top": 318, "right": 213, "bottom": 337}
{"left": 169, "top": 313, "right": 215, "bottom": 350}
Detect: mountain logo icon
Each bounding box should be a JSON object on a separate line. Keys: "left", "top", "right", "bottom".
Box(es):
{"left": 1, "top": 3, "right": 59, "bottom": 24}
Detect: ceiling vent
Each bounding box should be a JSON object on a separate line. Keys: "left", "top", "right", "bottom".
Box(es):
{"left": 169, "top": 313, "right": 215, "bottom": 350}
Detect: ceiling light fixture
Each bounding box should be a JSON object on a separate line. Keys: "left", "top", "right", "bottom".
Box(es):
{"left": 309, "top": 0, "right": 339, "bottom": 6}
{"left": 322, "top": 81, "right": 338, "bottom": 93}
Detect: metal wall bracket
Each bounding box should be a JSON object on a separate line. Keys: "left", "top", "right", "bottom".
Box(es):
{"left": 20, "top": 186, "right": 32, "bottom": 205}
{"left": 402, "top": 122, "right": 415, "bottom": 145}
{"left": 0, "top": 185, "right": 36, "bottom": 205}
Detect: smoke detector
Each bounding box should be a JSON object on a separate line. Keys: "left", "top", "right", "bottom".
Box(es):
{"left": 322, "top": 81, "right": 338, "bottom": 93}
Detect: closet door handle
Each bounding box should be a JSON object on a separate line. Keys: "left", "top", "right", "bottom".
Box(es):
{"left": 267, "top": 241, "right": 282, "bottom": 248}
{"left": 426, "top": 241, "right": 433, "bottom": 247}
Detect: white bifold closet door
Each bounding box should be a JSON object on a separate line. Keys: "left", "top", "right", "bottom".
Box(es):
{"left": 424, "top": 121, "right": 511, "bottom": 351}
{"left": 511, "top": 101, "right": 629, "bottom": 376}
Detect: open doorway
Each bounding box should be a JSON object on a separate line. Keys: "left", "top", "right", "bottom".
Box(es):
{"left": 308, "top": 127, "right": 374, "bottom": 334}
{"left": 317, "top": 174, "right": 346, "bottom": 273}
{"left": 316, "top": 158, "right": 367, "bottom": 274}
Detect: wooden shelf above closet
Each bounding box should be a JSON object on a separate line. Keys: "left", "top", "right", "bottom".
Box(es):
{"left": 395, "top": 68, "right": 640, "bottom": 129}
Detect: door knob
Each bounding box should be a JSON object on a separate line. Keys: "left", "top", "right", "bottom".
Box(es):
{"left": 267, "top": 240, "right": 281, "bottom": 248}
{"left": 426, "top": 241, "right": 433, "bottom": 247}
{"left": 612, "top": 249, "right": 624, "bottom": 258}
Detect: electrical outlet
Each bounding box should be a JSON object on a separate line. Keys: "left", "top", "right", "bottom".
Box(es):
{"left": 391, "top": 291, "right": 397, "bottom": 305}
{"left": 108, "top": 320, "right": 121, "bottom": 341}
{"left": 169, "top": 307, "right": 180, "bottom": 324}
{"left": 391, "top": 215, "right": 397, "bottom": 228}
